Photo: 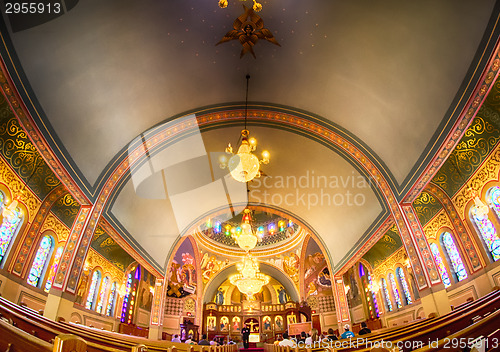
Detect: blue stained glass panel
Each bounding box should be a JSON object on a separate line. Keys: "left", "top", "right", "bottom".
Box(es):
{"left": 44, "top": 247, "right": 63, "bottom": 292}
{"left": 86, "top": 270, "right": 101, "bottom": 310}
{"left": 389, "top": 273, "right": 402, "bottom": 309}
{"left": 381, "top": 278, "right": 393, "bottom": 312}
{"left": 27, "top": 236, "right": 52, "bottom": 287}
{"left": 0, "top": 207, "right": 22, "bottom": 263}
{"left": 396, "top": 267, "right": 412, "bottom": 305}
{"left": 430, "top": 243, "right": 451, "bottom": 287}
{"left": 106, "top": 282, "right": 117, "bottom": 316}
{"left": 96, "top": 276, "right": 109, "bottom": 313}
{"left": 442, "top": 232, "right": 468, "bottom": 282}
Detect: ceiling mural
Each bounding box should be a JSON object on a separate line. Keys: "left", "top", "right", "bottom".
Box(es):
{"left": 412, "top": 191, "right": 443, "bottom": 227}
{"left": 431, "top": 92, "right": 500, "bottom": 197}
{"left": 90, "top": 224, "right": 135, "bottom": 272}
{"left": 362, "top": 225, "right": 403, "bottom": 269}
{"left": 0, "top": 93, "right": 61, "bottom": 199}
{"left": 50, "top": 193, "right": 81, "bottom": 228}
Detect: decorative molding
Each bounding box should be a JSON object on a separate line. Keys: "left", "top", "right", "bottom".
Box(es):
{"left": 423, "top": 210, "right": 452, "bottom": 240}
{"left": 373, "top": 247, "right": 407, "bottom": 280}
{"left": 85, "top": 248, "right": 125, "bottom": 283}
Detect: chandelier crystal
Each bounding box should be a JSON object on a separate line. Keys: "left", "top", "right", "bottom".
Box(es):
{"left": 231, "top": 209, "right": 260, "bottom": 251}
{"left": 230, "top": 253, "right": 269, "bottom": 298}
{"left": 219, "top": 75, "right": 269, "bottom": 183}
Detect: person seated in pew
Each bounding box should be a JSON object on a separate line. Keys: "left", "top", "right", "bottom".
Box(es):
{"left": 279, "top": 332, "right": 296, "bottom": 347}
{"left": 185, "top": 335, "right": 197, "bottom": 344}
{"left": 326, "top": 328, "right": 338, "bottom": 341}
{"left": 304, "top": 328, "right": 318, "bottom": 346}
{"left": 227, "top": 338, "right": 236, "bottom": 345}
{"left": 340, "top": 324, "right": 355, "bottom": 339}
{"left": 210, "top": 337, "right": 218, "bottom": 346}
{"left": 358, "top": 322, "right": 371, "bottom": 335}
{"left": 172, "top": 334, "right": 181, "bottom": 343}
{"left": 299, "top": 331, "right": 307, "bottom": 343}
{"left": 198, "top": 334, "right": 210, "bottom": 345}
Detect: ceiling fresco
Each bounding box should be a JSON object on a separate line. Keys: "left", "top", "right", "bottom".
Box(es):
{"left": 90, "top": 224, "right": 135, "bottom": 272}
{"left": 412, "top": 191, "right": 443, "bottom": 228}
{"left": 50, "top": 193, "right": 81, "bottom": 228}
{"left": 431, "top": 78, "right": 500, "bottom": 197}
{"left": 362, "top": 224, "right": 403, "bottom": 269}
{"left": 0, "top": 93, "right": 61, "bottom": 199}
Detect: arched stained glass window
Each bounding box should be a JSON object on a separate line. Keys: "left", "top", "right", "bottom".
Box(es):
{"left": 430, "top": 243, "right": 451, "bottom": 287}
{"left": 0, "top": 205, "right": 23, "bottom": 265}
{"left": 396, "top": 267, "right": 412, "bottom": 305}
{"left": 473, "top": 188, "right": 500, "bottom": 261}
{"left": 27, "top": 235, "right": 52, "bottom": 287}
{"left": 441, "top": 232, "right": 468, "bottom": 282}
{"left": 106, "top": 281, "right": 118, "bottom": 316}
{"left": 86, "top": 270, "right": 101, "bottom": 310}
{"left": 381, "top": 278, "right": 393, "bottom": 312}
{"left": 96, "top": 276, "right": 109, "bottom": 314}
{"left": 121, "top": 273, "right": 133, "bottom": 323}
{"left": 388, "top": 273, "right": 402, "bottom": 309}
{"left": 44, "top": 247, "right": 63, "bottom": 292}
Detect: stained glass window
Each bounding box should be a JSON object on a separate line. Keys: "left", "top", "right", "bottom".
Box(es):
{"left": 441, "top": 232, "right": 468, "bottom": 282}
{"left": 121, "top": 273, "right": 133, "bottom": 323}
{"left": 472, "top": 189, "right": 500, "bottom": 261}
{"left": 106, "top": 281, "right": 117, "bottom": 316}
{"left": 367, "top": 271, "right": 380, "bottom": 317}
{"left": 381, "top": 278, "right": 393, "bottom": 312}
{"left": 44, "top": 247, "right": 63, "bottom": 292}
{"left": 0, "top": 205, "right": 23, "bottom": 265}
{"left": 96, "top": 276, "right": 109, "bottom": 314}
{"left": 86, "top": 270, "right": 101, "bottom": 310}
{"left": 27, "top": 235, "right": 52, "bottom": 287}
{"left": 388, "top": 273, "right": 402, "bottom": 309}
{"left": 396, "top": 267, "right": 412, "bottom": 305}
{"left": 430, "top": 243, "right": 451, "bottom": 287}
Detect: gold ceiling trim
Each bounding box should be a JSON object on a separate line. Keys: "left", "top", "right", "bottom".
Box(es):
{"left": 193, "top": 227, "right": 307, "bottom": 258}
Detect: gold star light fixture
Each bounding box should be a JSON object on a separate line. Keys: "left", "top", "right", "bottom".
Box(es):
{"left": 219, "top": 75, "right": 270, "bottom": 183}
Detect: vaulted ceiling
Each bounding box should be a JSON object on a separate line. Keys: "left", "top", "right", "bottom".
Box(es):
{"left": 1, "top": 0, "right": 499, "bottom": 274}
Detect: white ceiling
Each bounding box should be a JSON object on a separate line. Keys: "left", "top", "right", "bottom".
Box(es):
{"left": 2, "top": 0, "right": 497, "bottom": 272}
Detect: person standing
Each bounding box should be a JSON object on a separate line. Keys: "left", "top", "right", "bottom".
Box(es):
{"left": 242, "top": 323, "right": 251, "bottom": 348}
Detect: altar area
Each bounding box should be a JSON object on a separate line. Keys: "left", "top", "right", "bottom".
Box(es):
{"left": 203, "top": 300, "right": 310, "bottom": 343}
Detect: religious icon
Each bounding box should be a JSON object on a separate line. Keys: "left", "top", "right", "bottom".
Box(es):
{"left": 263, "top": 316, "right": 271, "bottom": 331}
{"left": 287, "top": 313, "right": 296, "bottom": 326}
{"left": 275, "top": 315, "right": 283, "bottom": 331}
{"left": 220, "top": 316, "right": 229, "bottom": 331}
{"left": 232, "top": 316, "right": 241, "bottom": 331}
{"left": 207, "top": 316, "right": 216, "bottom": 331}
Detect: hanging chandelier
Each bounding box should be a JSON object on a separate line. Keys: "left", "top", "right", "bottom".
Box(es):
{"left": 231, "top": 209, "right": 260, "bottom": 251}
{"left": 218, "top": 0, "right": 263, "bottom": 12}
{"left": 219, "top": 75, "right": 270, "bottom": 183}
{"left": 230, "top": 253, "right": 269, "bottom": 298}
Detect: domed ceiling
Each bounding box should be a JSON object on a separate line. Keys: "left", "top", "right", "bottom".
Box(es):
{"left": 1, "top": 0, "right": 499, "bottom": 275}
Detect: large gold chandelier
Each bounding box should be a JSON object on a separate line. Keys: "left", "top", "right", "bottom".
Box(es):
{"left": 229, "top": 209, "right": 270, "bottom": 298}
{"left": 219, "top": 75, "right": 270, "bottom": 183}
{"left": 230, "top": 254, "right": 269, "bottom": 298}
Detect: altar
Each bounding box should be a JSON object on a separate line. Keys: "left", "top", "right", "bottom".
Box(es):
{"left": 202, "top": 301, "right": 303, "bottom": 342}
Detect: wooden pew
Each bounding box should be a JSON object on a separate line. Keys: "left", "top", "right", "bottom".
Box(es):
{"left": 0, "top": 318, "right": 52, "bottom": 352}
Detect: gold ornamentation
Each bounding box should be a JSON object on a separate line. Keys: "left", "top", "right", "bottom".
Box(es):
{"left": 454, "top": 146, "right": 500, "bottom": 217}
{"left": 0, "top": 156, "right": 40, "bottom": 217}
{"left": 86, "top": 248, "right": 125, "bottom": 284}
{"left": 423, "top": 210, "right": 452, "bottom": 240}
{"left": 40, "top": 213, "right": 70, "bottom": 242}
{"left": 373, "top": 247, "right": 408, "bottom": 280}
{"left": 184, "top": 298, "right": 195, "bottom": 313}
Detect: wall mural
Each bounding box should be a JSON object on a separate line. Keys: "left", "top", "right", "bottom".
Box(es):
{"left": 263, "top": 249, "right": 300, "bottom": 285}
{"left": 362, "top": 225, "right": 403, "bottom": 269}
{"left": 343, "top": 266, "right": 362, "bottom": 308}
{"left": 200, "top": 251, "right": 229, "bottom": 284}
{"left": 167, "top": 238, "right": 197, "bottom": 298}
{"left": 304, "top": 238, "right": 332, "bottom": 299}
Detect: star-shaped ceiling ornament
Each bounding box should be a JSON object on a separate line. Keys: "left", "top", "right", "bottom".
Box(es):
{"left": 216, "top": 5, "right": 280, "bottom": 59}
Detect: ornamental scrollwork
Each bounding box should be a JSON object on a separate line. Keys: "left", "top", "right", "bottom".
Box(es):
{"left": 423, "top": 210, "right": 452, "bottom": 240}
{"left": 40, "top": 213, "right": 70, "bottom": 242}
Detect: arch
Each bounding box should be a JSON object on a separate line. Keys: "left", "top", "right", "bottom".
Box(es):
{"left": 202, "top": 262, "right": 299, "bottom": 304}
{"left": 27, "top": 234, "right": 54, "bottom": 288}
